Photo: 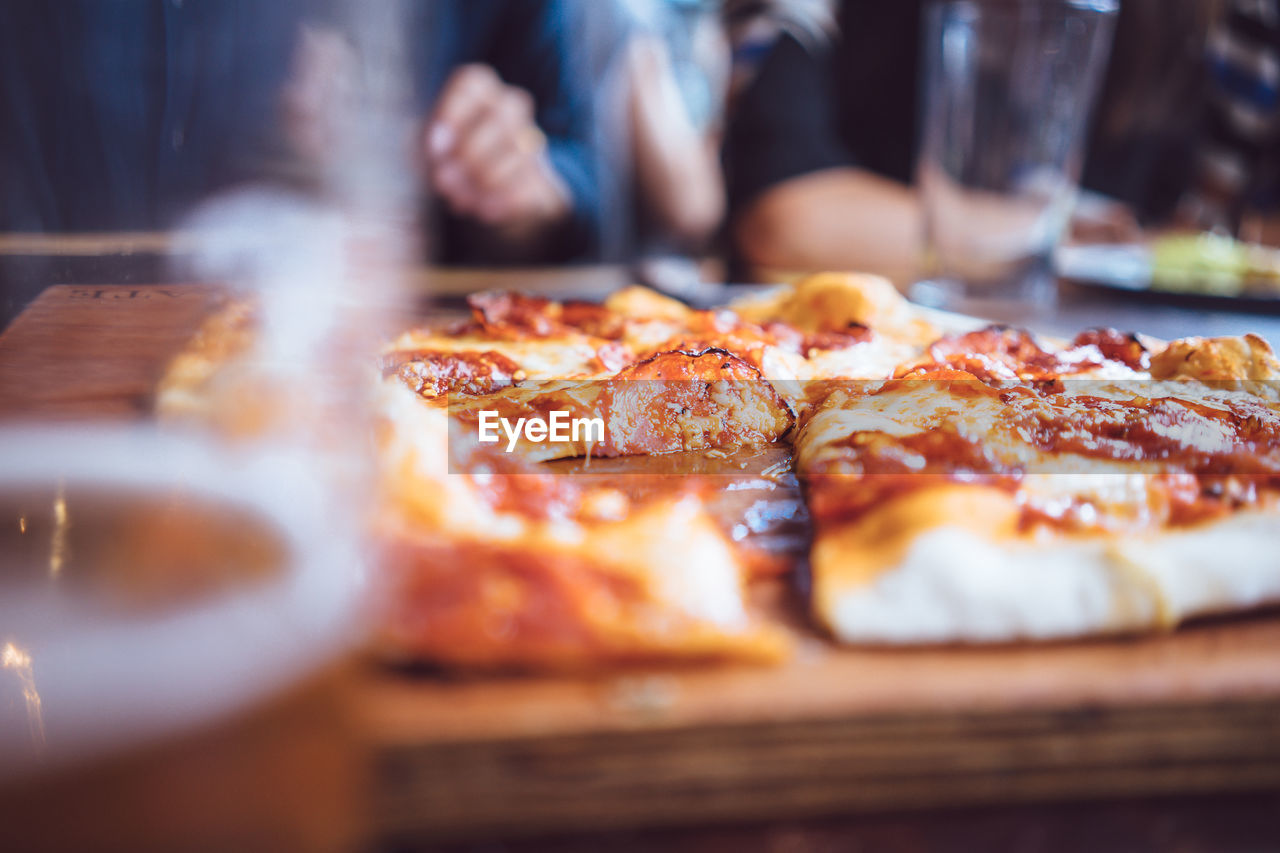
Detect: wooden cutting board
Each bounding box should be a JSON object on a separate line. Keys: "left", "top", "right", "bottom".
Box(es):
{"left": 4, "top": 284, "right": 1280, "bottom": 844}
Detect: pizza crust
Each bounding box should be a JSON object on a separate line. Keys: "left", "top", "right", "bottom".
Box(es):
{"left": 1149, "top": 333, "right": 1280, "bottom": 383}
{"left": 808, "top": 485, "right": 1154, "bottom": 643}
{"left": 816, "top": 501, "right": 1280, "bottom": 644}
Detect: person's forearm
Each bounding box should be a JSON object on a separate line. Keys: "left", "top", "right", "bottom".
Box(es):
{"left": 734, "top": 168, "right": 920, "bottom": 282}
{"left": 627, "top": 36, "right": 725, "bottom": 248}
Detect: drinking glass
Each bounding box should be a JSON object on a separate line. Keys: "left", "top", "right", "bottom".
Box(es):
{"left": 911, "top": 0, "right": 1118, "bottom": 320}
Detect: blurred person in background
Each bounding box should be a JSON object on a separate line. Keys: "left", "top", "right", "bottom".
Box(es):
{"left": 1080, "top": 0, "right": 1216, "bottom": 230}
{"left": 585, "top": 0, "right": 729, "bottom": 293}
{"left": 722, "top": 0, "right": 1216, "bottom": 282}
{"left": 1179, "top": 0, "right": 1280, "bottom": 243}
{"left": 414, "top": 1, "right": 604, "bottom": 264}
{"left": 722, "top": 0, "right": 918, "bottom": 282}
{"left": 0, "top": 0, "right": 604, "bottom": 265}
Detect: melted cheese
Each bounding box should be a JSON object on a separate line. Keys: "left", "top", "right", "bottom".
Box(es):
{"left": 384, "top": 332, "right": 611, "bottom": 379}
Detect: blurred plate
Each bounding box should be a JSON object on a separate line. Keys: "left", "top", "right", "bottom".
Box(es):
{"left": 0, "top": 425, "right": 365, "bottom": 779}
{"left": 1056, "top": 243, "right": 1280, "bottom": 313}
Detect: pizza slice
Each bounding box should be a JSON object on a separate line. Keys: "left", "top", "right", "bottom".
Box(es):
{"left": 159, "top": 286, "right": 810, "bottom": 669}
{"left": 792, "top": 322, "right": 1280, "bottom": 643}
{"left": 374, "top": 378, "right": 787, "bottom": 667}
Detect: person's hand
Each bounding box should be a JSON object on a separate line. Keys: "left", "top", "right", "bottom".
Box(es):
{"left": 423, "top": 65, "right": 570, "bottom": 238}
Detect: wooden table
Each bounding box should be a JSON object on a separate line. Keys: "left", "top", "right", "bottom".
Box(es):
{"left": 2, "top": 281, "right": 1280, "bottom": 851}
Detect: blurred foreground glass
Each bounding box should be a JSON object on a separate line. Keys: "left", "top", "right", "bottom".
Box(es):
{"left": 911, "top": 0, "right": 1118, "bottom": 320}
{"left": 0, "top": 427, "right": 363, "bottom": 779}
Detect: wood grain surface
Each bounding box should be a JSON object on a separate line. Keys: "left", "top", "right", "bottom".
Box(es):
{"left": 361, "top": 612, "right": 1280, "bottom": 840}
{"left": 3, "top": 283, "right": 1280, "bottom": 846}
{"left": 0, "top": 284, "right": 226, "bottom": 419}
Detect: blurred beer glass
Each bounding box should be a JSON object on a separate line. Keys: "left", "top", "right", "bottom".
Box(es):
{"left": 911, "top": 0, "right": 1118, "bottom": 320}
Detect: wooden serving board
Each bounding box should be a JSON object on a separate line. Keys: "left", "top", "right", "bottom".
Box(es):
{"left": 4, "top": 284, "right": 1280, "bottom": 845}
{"left": 358, "top": 618, "right": 1280, "bottom": 842}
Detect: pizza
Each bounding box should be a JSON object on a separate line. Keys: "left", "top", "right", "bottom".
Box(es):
{"left": 157, "top": 272, "right": 1280, "bottom": 667}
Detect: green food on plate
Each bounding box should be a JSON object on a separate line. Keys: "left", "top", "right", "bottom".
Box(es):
{"left": 1151, "top": 233, "right": 1280, "bottom": 296}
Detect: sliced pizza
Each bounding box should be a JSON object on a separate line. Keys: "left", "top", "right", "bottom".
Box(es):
{"left": 156, "top": 270, "right": 1280, "bottom": 664}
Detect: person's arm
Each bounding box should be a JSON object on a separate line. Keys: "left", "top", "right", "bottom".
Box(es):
{"left": 625, "top": 33, "right": 725, "bottom": 250}
{"left": 735, "top": 167, "right": 918, "bottom": 281}
{"left": 724, "top": 29, "right": 920, "bottom": 280}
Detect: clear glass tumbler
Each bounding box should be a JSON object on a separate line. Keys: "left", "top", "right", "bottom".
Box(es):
{"left": 911, "top": 0, "right": 1118, "bottom": 320}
